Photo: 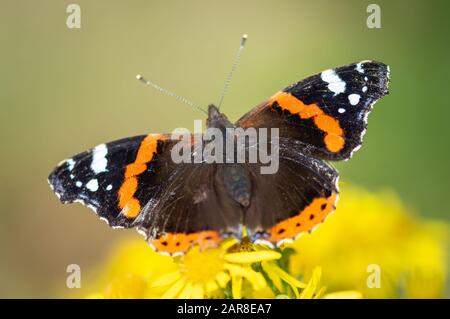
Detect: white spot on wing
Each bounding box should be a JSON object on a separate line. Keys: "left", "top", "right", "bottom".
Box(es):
{"left": 355, "top": 62, "right": 364, "bottom": 73}
{"left": 75, "top": 181, "right": 82, "bottom": 187}
{"left": 58, "top": 158, "right": 76, "bottom": 170}
{"left": 172, "top": 252, "right": 185, "bottom": 257}
{"left": 334, "top": 175, "right": 340, "bottom": 193}
{"left": 99, "top": 216, "right": 110, "bottom": 225}
{"left": 136, "top": 228, "right": 148, "bottom": 239}
{"left": 321, "top": 69, "right": 346, "bottom": 95}
{"left": 86, "top": 179, "right": 99, "bottom": 192}
{"left": 159, "top": 251, "right": 171, "bottom": 257}
{"left": 91, "top": 144, "right": 108, "bottom": 174}
{"left": 348, "top": 94, "right": 361, "bottom": 105}
{"left": 338, "top": 108, "right": 346, "bottom": 113}
{"left": 362, "top": 86, "right": 368, "bottom": 93}
{"left": 106, "top": 184, "right": 113, "bottom": 191}
{"left": 87, "top": 204, "right": 98, "bottom": 213}
{"left": 66, "top": 159, "right": 76, "bottom": 171}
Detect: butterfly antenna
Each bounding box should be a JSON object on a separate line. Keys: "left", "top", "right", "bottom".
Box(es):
{"left": 217, "top": 34, "right": 248, "bottom": 110}
{"left": 136, "top": 74, "right": 208, "bottom": 115}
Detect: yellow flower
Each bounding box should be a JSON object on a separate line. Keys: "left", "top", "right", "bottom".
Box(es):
{"left": 289, "top": 185, "right": 448, "bottom": 298}
{"left": 84, "top": 240, "right": 177, "bottom": 298}
{"left": 83, "top": 236, "right": 333, "bottom": 299}
{"left": 150, "top": 238, "right": 302, "bottom": 299}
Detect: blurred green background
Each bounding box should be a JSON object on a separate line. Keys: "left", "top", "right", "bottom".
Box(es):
{"left": 0, "top": 0, "right": 449, "bottom": 297}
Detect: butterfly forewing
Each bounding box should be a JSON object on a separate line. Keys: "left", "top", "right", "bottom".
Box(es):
{"left": 237, "top": 61, "right": 390, "bottom": 160}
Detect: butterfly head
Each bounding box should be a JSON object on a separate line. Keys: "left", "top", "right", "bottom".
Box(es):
{"left": 207, "top": 104, "right": 233, "bottom": 130}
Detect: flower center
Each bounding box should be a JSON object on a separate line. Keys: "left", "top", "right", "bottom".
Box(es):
{"left": 179, "top": 247, "right": 225, "bottom": 283}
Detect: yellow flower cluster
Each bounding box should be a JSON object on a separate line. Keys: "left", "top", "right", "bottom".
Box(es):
{"left": 290, "top": 185, "right": 448, "bottom": 298}
{"left": 86, "top": 237, "right": 339, "bottom": 299}
{"left": 82, "top": 185, "right": 448, "bottom": 299}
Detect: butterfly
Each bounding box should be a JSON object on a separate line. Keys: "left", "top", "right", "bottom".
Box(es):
{"left": 48, "top": 60, "right": 389, "bottom": 256}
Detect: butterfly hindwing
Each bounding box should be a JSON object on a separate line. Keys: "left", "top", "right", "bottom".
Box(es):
{"left": 237, "top": 61, "right": 390, "bottom": 160}
{"left": 137, "top": 162, "right": 243, "bottom": 255}
{"left": 243, "top": 138, "right": 339, "bottom": 246}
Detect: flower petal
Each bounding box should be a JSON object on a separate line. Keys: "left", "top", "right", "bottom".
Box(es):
{"left": 151, "top": 270, "right": 181, "bottom": 287}
{"left": 225, "top": 264, "right": 266, "bottom": 289}
{"left": 161, "top": 277, "right": 187, "bottom": 299}
{"left": 177, "top": 281, "right": 194, "bottom": 299}
{"left": 264, "top": 262, "right": 307, "bottom": 288}
{"left": 191, "top": 283, "right": 205, "bottom": 299}
{"left": 231, "top": 275, "right": 243, "bottom": 299}
{"left": 314, "top": 286, "right": 327, "bottom": 299}
{"left": 299, "top": 267, "right": 322, "bottom": 299}
{"left": 215, "top": 271, "right": 231, "bottom": 288}
{"left": 221, "top": 238, "right": 239, "bottom": 251}
{"left": 261, "top": 262, "right": 284, "bottom": 292}
{"left": 225, "top": 250, "right": 282, "bottom": 264}
{"left": 205, "top": 279, "right": 219, "bottom": 293}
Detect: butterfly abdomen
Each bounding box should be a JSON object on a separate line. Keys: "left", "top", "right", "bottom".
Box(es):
{"left": 221, "top": 164, "right": 252, "bottom": 208}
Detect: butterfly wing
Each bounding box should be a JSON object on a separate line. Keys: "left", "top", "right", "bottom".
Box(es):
{"left": 243, "top": 137, "right": 339, "bottom": 246}
{"left": 137, "top": 162, "right": 244, "bottom": 255}
{"left": 48, "top": 134, "right": 171, "bottom": 228}
{"left": 48, "top": 134, "right": 243, "bottom": 255}
{"left": 236, "top": 61, "right": 390, "bottom": 160}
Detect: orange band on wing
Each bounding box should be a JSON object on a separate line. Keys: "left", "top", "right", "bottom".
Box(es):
{"left": 269, "top": 91, "right": 345, "bottom": 152}
{"left": 117, "top": 134, "right": 165, "bottom": 218}
{"left": 118, "top": 177, "right": 138, "bottom": 208}
{"left": 267, "top": 192, "right": 338, "bottom": 244}
{"left": 151, "top": 231, "right": 221, "bottom": 255}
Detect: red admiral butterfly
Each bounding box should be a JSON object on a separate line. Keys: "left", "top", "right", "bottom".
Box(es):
{"left": 48, "top": 60, "right": 389, "bottom": 256}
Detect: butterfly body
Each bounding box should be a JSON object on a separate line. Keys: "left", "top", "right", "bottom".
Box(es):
{"left": 49, "top": 61, "right": 390, "bottom": 255}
